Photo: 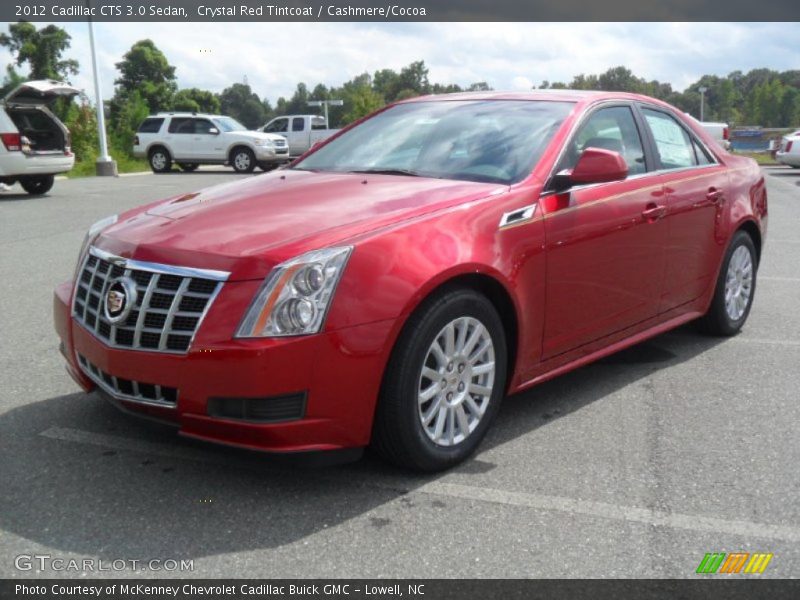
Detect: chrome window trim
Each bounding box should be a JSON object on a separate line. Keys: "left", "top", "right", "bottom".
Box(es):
{"left": 638, "top": 103, "right": 722, "bottom": 168}
{"left": 89, "top": 247, "right": 230, "bottom": 281}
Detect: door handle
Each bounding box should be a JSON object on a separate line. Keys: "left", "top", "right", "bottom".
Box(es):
{"left": 642, "top": 203, "right": 667, "bottom": 222}
{"left": 706, "top": 188, "right": 725, "bottom": 205}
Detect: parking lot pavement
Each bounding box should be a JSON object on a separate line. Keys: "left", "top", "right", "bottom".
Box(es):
{"left": 1, "top": 166, "right": 799, "bottom": 579}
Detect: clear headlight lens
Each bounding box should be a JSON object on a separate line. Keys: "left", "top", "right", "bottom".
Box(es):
{"left": 236, "top": 246, "right": 353, "bottom": 338}
{"left": 253, "top": 138, "right": 274, "bottom": 147}
{"left": 74, "top": 214, "right": 117, "bottom": 276}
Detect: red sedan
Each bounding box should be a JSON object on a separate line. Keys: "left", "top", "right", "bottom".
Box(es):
{"left": 54, "top": 91, "right": 767, "bottom": 471}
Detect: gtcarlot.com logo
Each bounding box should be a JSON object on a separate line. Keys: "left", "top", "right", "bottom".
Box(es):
{"left": 14, "top": 554, "right": 194, "bottom": 572}
{"left": 696, "top": 552, "right": 773, "bottom": 574}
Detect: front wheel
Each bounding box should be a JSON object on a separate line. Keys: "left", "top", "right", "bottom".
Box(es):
{"left": 20, "top": 175, "right": 55, "bottom": 195}
{"left": 699, "top": 230, "right": 758, "bottom": 336}
{"left": 231, "top": 147, "right": 256, "bottom": 173}
{"left": 372, "top": 288, "right": 507, "bottom": 471}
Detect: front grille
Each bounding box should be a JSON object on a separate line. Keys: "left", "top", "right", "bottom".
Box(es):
{"left": 72, "top": 249, "right": 224, "bottom": 354}
{"left": 77, "top": 354, "right": 178, "bottom": 407}
{"left": 207, "top": 393, "right": 306, "bottom": 423}
{"left": 273, "top": 138, "right": 287, "bottom": 147}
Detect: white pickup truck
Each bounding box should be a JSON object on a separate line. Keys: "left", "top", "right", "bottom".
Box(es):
{"left": 685, "top": 114, "right": 731, "bottom": 151}
{"left": 259, "top": 115, "right": 340, "bottom": 157}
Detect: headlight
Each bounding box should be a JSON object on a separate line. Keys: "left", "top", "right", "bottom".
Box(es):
{"left": 253, "top": 138, "right": 274, "bottom": 147}
{"left": 236, "top": 246, "right": 353, "bottom": 338}
{"left": 74, "top": 214, "right": 117, "bottom": 275}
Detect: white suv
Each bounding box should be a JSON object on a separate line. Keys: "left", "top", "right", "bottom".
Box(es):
{"left": 0, "top": 80, "right": 78, "bottom": 195}
{"left": 133, "top": 113, "right": 290, "bottom": 173}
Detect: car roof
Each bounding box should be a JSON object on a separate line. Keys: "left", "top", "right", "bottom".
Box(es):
{"left": 396, "top": 89, "right": 667, "bottom": 106}
{"left": 153, "top": 112, "right": 225, "bottom": 118}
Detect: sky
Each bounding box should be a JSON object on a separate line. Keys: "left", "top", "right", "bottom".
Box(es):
{"left": 1, "top": 22, "right": 799, "bottom": 103}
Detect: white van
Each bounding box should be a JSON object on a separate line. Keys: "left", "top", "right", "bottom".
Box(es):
{"left": 0, "top": 80, "right": 78, "bottom": 194}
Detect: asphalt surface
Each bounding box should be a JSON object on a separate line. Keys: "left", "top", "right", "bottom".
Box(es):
{"left": 1, "top": 166, "right": 799, "bottom": 579}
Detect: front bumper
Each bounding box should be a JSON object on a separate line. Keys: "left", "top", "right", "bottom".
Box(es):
{"left": 254, "top": 145, "right": 289, "bottom": 162}
{"left": 54, "top": 279, "right": 395, "bottom": 453}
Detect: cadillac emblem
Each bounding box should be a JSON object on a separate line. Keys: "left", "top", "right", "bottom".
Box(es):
{"left": 103, "top": 277, "right": 138, "bottom": 324}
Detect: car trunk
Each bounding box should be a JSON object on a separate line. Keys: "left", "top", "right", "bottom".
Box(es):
{"left": 6, "top": 106, "right": 67, "bottom": 154}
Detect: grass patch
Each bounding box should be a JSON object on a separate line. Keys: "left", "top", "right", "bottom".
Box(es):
{"left": 66, "top": 152, "right": 149, "bottom": 178}
{"left": 735, "top": 151, "right": 779, "bottom": 166}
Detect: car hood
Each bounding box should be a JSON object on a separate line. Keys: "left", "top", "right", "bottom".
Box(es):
{"left": 95, "top": 170, "right": 506, "bottom": 280}
{"left": 235, "top": 130, "right": 285, "bottom": 142}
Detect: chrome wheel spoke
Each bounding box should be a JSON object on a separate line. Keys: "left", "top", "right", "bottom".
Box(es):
{"left": 418, "top": 316, "right": 496, "bottom": 447}
{"left": 723, "top": 245, "right": 754, "bottom": 321}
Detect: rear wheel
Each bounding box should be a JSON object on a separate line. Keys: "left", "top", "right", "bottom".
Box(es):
{"left": 231, "top": 147, "right": 255, "bottom": 173}
{"left": 178, "top": 162, "right": 199, "bottom": 172}
{"left": 372, "top": 288, "right": 507, "bottom": 471}
{"left": 148, "top": 147, "right": 172, "bottom": 173}
{"left": 20, "top": 175, "right": 54, "bottom": 195}
{"left": 699, "top": 230, "right": 758, "bottom": 336}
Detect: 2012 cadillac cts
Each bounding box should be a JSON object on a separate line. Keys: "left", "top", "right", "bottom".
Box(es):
{"left": 53, "top": 91, "right": 768, "bottom": 471}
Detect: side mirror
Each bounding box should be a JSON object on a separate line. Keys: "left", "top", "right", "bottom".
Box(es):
{"left": 568, "top": 147, "right": 628, "bottom": 185}
{"left": 208, "top": 127, "right": 219, "bottom": 135}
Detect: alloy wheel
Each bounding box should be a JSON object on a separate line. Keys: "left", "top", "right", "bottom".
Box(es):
{"left": 724, "top": 245, "right": 754, "bottom": 321}
{"left": 417, "top": 316, "right": 496, "bottom": 447}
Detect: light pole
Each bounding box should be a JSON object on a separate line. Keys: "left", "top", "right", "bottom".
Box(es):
{"left": 699, "top": 86, "right": 708, "bottom": 122}
{"left": 307, "top": 99, "right": 343, "bottom": 127}
{"left": 87, "top": 2, "right": 117, "bottom": 176}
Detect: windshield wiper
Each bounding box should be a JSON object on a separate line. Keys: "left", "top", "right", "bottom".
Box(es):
{"left": 348, "top": 168, "right": 422, "bottom": 177}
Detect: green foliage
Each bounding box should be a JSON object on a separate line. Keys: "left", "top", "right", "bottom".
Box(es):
{"left": 219, "top": 83, "right": 267, "bottom": 128}
{"left": 172, "top": 88, "right": 221, "bottom": 113}
{"left": 0, "top": 22, "right": 79, "bottom": 81}
{"left": 114, "top": 39, "right": 177, "bottom": 113}
{"left": 63, "top": 97, "right": 98, "bottom": 163}
{"left": 110, "top": 91, "right": 150, "bottom": 156}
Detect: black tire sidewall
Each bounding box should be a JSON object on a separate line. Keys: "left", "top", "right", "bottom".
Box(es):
{"left": 379, "top": 289, "right": 507, "bottom": 471}
{"left": 708, "top": 231, "right": 758, "bottom": 335}
{"left": 20, "top": 175, "right": 54, "bottom": 195}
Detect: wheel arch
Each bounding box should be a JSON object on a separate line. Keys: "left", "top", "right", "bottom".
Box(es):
{"left": 736, "top": 219, "right": 762, "bottom": 265}
{"left": 227, "top": 143, "right": 255, "bottom": 162}
{"left": 388, "top": 267, "right": 521, "bottom": 394}
{"left": 147, "top": 143, "right": 172, "bottom": 159}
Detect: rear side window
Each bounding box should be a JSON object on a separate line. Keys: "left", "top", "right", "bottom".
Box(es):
{"left": 168, "top": 117, "right": 192, "bottom": 133}
{"left": 292, "top": 117, "right": 304, "bottom": 132}
{"left": 693, "top": 138, "right": 716, "bottom": 166}
{"left": 137, "top": 118, "right": 164, "bottom": 133}
{"left": 264, "top": 118, "right": 288, "bottom": 133}
{"left": 642, "top": 109, "right": 696, "bottom": 170}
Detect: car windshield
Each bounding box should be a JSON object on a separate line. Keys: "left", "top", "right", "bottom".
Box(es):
{"left": 293, "top": 100, "right": 574, "bottom": 184}
{"left": 213, "top": 117, "right": 248, "bottom": 132}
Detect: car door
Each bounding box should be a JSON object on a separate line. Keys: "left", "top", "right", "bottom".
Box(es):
{"left": 288, "top": 117, "right": 307, "bottom": 155}
{"left": 541, "top": 104, "right": 668, "bottom": 359}
{"left": 191, "top": 118, "right": 223, "bottom": 160}
{"left": 263, "top": 117, "right": 289, "bottom": 145}
{"left": 166, "top": 117, "right": 194, "bottom": 159}
{"left": 639, "top": 107, "right": 729, "bottom": 312}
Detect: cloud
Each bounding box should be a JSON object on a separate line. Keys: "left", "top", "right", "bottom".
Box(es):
{"left": 1, "top": 22, "right": 799, "bottom": 104}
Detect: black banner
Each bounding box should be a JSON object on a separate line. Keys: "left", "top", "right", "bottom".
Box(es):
{"left": 4, "top": 580, "right": 800, "bottom": 600}
{"left": 3, "top": 0, "right": 800, "bottom": 22}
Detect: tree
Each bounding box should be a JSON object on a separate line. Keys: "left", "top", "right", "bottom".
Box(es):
{"left": 339, "top": 74, "right": 383, "bottom": 124}
{"left": 219, "top": 83, "right": 266, "bottom": 128}
{"left": 172, "top": 88, "right": 221, "bottom": 113}
{"left": 0, "top": 22, "right": 79, "bottom": 81}
{"left": 114, "top": 40, "right": 177, "bottom": 113}
{"left": 110, "top": 91, "right": 150, "bottom": 154}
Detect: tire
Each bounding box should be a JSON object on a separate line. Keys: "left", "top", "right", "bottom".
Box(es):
{"left": 148, "top": 147, "right": 172, "bottom": 173}
{"left": 20, "top": 175, "right": 55, "bottom": 195}
{"left": 699, "top": 230, "right": 758, "bottom": 336}
{"left": 231, "top": 147, "right": 256, "bottom": 173}
{"left": 372, "top": 288, "right": 508, "bottom": 472}
{"left": 178, "top": 162, "right": 199, "bottom": 172}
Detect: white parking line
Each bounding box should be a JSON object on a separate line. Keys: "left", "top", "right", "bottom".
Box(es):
{"left": 417, "top": 482, "right": 800, "bottom": 543}
{"left": 41, "top": 426, "right": 800, "bottom": 543}
{"left": 760, "top": 276, "right": 800, "bottom": 282}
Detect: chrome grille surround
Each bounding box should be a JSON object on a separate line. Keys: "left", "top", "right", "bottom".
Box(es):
{"left": 77, "top": 354, "right": 178, "bottom": 408}
{"left": 72, "top": 247, "right": 228, "bottom": 354}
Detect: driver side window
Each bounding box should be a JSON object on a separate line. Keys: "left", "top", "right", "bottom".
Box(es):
{"left": 265, "top": 118, "right": 288, "bottom": 133}
{"left": 559, "top": 106, "right": 646, "bottom": 176}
